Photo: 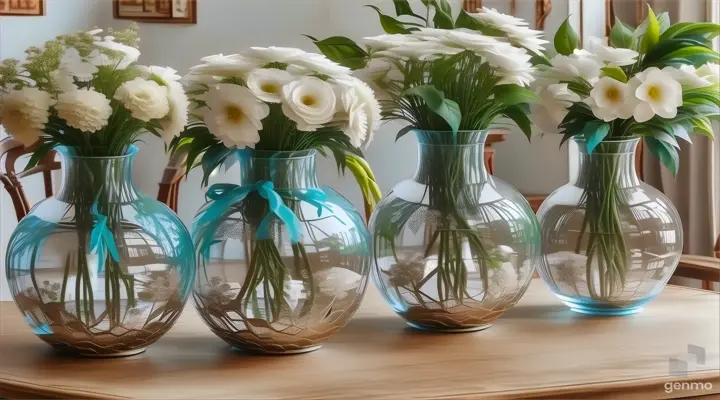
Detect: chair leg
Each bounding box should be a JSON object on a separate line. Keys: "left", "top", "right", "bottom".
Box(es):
{"left": 702, "top": 280, "right": 713, "bottom": 291}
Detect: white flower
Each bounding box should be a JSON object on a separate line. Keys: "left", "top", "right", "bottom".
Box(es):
{"left": 335, "top": 77, "right": 381, "bottom": 148}
{"left": 544, "top": 53, "right": 602, "bottom": 84}
{"left": 697, "top": 63, "right": 719, "bottom": 85}
{"left": 382, "top": 41, "right": 462, "bottom": 60}
{"left": 187, "top": 53, "right": 261, "bottom": 78}
{"left": 587, "top": 37, "right": 638, "bottom": 67}
{"left": 246, "top": 68, "right": 294, "bottom": 103}
{"left": 0, "top": 88, "right": 53, "bottom": 146}
{"left": 663, "top": 65, "right": 712, "bottom": 89}
{"left": 114, "top": 78, "right": 170, "bottom": 122}
{"left": 443, "top": 30, "right": 504, "bottom": 52}
{"left": 288, "top": 53, "right": 351, "bottom": 77}
{"left": 481, "top": 43, "right": 535, "bottom": 86}
{"left": 141, "top": 66, "right": 182, "bottom": 83}
{"left": 243, "top": 46, "right": 306, "bottom": 63}
{"left": 281, "top": 76, "right": 337, "bottom": 131}
{"left": 93, "top": 36, "right": 140, "bottom": 69}
{"left": 50, "top": 70, "right": 77, "bottom": 92}
{"left": 497, "top": 24, "right": 548, "bottom": 53}
{"left": 55, "top": 89, "right": 112, "bottom": 133}
{"left": 364, "top": 34, "right": 420, "bottom": 51}
{"left": 630, "top": 68, "right": 683, "bottom": 123}
{"left": 200, "top": 84, "right": 270, "bottom": 148}
{"left": 531, "top": 82, "right": 580, "bottom": 133}
{"left": 588, "top": 77, "right": 635, "bottom": 121}
{"left": 140, "top": 66, "right": 189, "bottom": 142}
{"left": 60, "top": 48, "right": 97, "bottom": 82}
{"left": 472, "top": 7, "right": 529, "bottom": 27}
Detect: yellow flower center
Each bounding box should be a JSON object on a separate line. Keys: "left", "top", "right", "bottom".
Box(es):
{"left": 647, "top": 85, "right": 662, "bottom": 101}
{"left": 225, "top": 105, "right": 245, "bottom": 124}
{"left": 301, "top": 95, "right": 317, "bottom": 106}
{"left": 261, "top": 83, "right": 279, "bottom": 94}
{"left": 605, "top": 87, "right": 621, "bottom": 102}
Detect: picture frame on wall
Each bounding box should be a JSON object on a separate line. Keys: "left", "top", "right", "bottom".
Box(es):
{"left": 0, "top": 0, "right": 45, "bottom": 16}
{"left": 114, "top": 0, "right": 197, "bottom": 24}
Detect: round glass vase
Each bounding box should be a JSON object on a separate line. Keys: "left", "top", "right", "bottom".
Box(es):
{"left": 537, "top": 137, "right": 683, "bottom": 316}
{"left": 191, "top": 149, "right": 371, "bottom": 354}
{"left": 5, "top": 146, "right": 196, "bottom": 357}
{"left": 369, "top": 130, "right": 541, "bottom": 332}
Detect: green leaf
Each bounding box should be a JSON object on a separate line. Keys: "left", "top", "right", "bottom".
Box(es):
{"left": 23, "top": 142, "right": 56, "bottom": 172}
{"left": 366, "top": 5, "right": 411, "bottom": 34}
{"left": 493, "top": 85, "right": 539, "bottom": 105}
{"left": 582, "top": 121, "right": 610, "bottom": 154}
{"left": 554, "top": 17, "right": 579, "bottom": 56}
{"left": 644, "top": 136, "right": 679, "bottom": 176}
{"left": 600, "top": 66, "right": 628, "bottom": 83}
{"left": 661, "top": 22, "right": 720, "bottom": 41}
{"left": 396, "top": 125, "right": 415, "bottom": 142}
{"left": 403, "top": 85, "right": 461, "bottom": 135}
{"left": 610, "top": 17, "right": 634, "bottom": 49}
{"left": 657, "top": 12, "right": 671, "bottom": 33}
{"left": 431, "top": 0, "right": 454, "bottom": 29}
{"left": 393, "top": 0, "right": 424, "bottom": 20}
{"left": 502, "top": 106, "right": 533, "bottom": 139}
{"left": 455, "top": 9, "right": 483, "bottom": 30}
{"left": 641, "top": 6, "right": 660, "bottom": 54}
{"left": 306, "top": 36, "right": 369, "bottom": 70}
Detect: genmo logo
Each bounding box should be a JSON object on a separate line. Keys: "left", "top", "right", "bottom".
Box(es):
{"left": 664, "top": 381, "right": 713, "bottom": 394}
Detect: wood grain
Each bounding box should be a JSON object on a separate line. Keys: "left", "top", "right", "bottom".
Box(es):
{"left": 0, "top": 282, "right": 718, "bottom": 399}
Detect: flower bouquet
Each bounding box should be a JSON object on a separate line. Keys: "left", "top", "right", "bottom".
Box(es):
{"left": 174, "top": 46, "right": 381, "bottom": 353}
{"left": 311, "top": 3, "right": 544, "bottom": 331}
{"left": 533, "top": 10, "right": 719, "bottom": 314}
{"left": 0, "top": 25, "right": 195, "bottom": 355}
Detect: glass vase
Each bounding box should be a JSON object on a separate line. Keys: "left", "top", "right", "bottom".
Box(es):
{"left": 369, "top": 130, "right": 540, "bottom": 332}
{"left": 537, "top": 137, "right": 683, "bottom": 315}
{"left": 191, "top": 149, "right": 371, "bottom": 354}
{"left": 5, "top": 146, "right": 195, "bottom": 357}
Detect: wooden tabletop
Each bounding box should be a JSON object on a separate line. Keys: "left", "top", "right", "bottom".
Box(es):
{"left": 1, "top": 281, "right": 718, "bottom": 399}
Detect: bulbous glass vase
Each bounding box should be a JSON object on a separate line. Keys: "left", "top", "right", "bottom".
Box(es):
{"left": 191, "top": 149, "right": 371, "bottom": 354}
{"left": 5, "top": 146, "right": 195, "bottom": 357}
{"left": 369, "top": 131, "right": 541, "bottom": 332}
{"left": 537, "top": 137, "right": 683, "bottom": 315}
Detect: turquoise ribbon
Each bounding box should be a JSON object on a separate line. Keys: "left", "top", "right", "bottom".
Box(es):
{"left": 89, "top": 201, "right": 120, "bottom": 265}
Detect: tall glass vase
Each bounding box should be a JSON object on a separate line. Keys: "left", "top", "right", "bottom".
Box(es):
{"left": 5, "top": 146, "right": 195, "bottom": 357}
{"left": 370, "top": 131, "right": 540, "bottom": 332}
{"left": 537, "top": 137, "right": 683, "bottom": 315}
{"left": 191, "top": 149, "right": 371, "bottom": 354}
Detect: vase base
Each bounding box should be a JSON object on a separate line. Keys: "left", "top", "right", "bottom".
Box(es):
{"left": 406, "top": 322, "right": 491, "bottom": 333}
{"left": 557, "top": 294, "right": 645, "bottom": 316}
{"left": 232, "top": 345, "right": 322, "bottom": 355}
{"left": 56, "top": 347, "right": 147, "bottom": 358}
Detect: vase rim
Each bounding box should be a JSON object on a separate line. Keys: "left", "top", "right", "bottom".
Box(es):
{"left": 572, "top": 136, "right": 641, "bottom": 145}
{"left": 412, "top": 129, "right": 494, "bottom": 134}
{"left": 57, "top": 145, "right": 139, "bottom": 160}
{"left": 236, "top": 148, "right": 317, "bottom": 160}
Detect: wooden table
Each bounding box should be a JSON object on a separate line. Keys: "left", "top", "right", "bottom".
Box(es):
{"left": 1, "top": 281, "right": 718, "bottom": 399}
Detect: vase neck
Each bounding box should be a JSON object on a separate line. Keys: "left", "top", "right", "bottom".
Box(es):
{"left": 236, "top": 150, "right": 320, "bottom": 189}
{"left": 413, "top": 130, "right": 489, "bottom": 186}
{"left": 55, "top": 147, "right": 139, "bottom": 203}
{"left": 571, "top": 138, "right": 641, "bottom": 189}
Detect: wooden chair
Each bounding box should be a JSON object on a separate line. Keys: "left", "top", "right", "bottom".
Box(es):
{"left": 0, "top": 137, "right": 60, "bottom": 221}
{"left": 156, "top": 151, "right": 187, "bottom": 213}
{"left": 674, "top": 235, "right": 720, "bottom": 291}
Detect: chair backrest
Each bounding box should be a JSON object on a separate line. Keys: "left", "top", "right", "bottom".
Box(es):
{"left": 157, "top": 152, "right": 187, "bottom": 213}
{"left": 0, "top": 137, "right": 60, "bottom": 221}
{"left": 715, "top": 234, "right": 720, "bottom": 259}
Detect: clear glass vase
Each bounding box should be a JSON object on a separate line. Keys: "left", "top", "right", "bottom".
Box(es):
{"left": 537, "top": 137, "right": 683, "bottom": 315}
{"left": 369, "top": 131, "right": 540, "bottom": 332}
{"left": 5, "top": 146, "right": 195, "bottom": 357}
{"left": 191, "top": 149, "right": 371, "bottom": 354}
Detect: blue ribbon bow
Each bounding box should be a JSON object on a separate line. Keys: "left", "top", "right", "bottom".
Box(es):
{"left": 197, "top": 181, "right": 334, "bottom": 248}
{"left": 89, "top": 202, "right": 120, "bottom": 266}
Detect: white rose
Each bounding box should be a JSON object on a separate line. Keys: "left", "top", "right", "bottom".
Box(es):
{"left": 281, "top": 76, "right": 337, "bottom": 131}
{"left": 56, "top": 89, "right": 112, "bottom": 133}
{"left": 246, "top": 68, "right": 294, "bottom": 103}
{"left": 200, "top": 84, "right": 270, "bottom": 148}
{"left": 0, "top": 87, "right": 54, "bottom": 146}
{"left": 114, "top": 78, "right": 170, "bottom": 122}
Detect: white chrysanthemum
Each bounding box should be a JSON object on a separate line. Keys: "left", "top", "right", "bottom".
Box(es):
{"left": 50, "top": 70, "right": 77, "bottom": 92}
{"left": 629, "top": 68, "right": 683, "bottom": 123}
{"left": 481, "top": 43, "right": 535, "bottom": 86}
{"left": 288, "top": 53, "right": 351, "bottom": 77}
{"left": 246, "top": 68, "right": 294, "bottom": 103}
{"left": 199, "top": 84, "right": 270, "bottom": 148}
{"left": 187, "top": 53, "right": 261, "bottom": 78}
{"left": 56, "top": 89, "right": 112, "bottom": 133}
{"left": 443, "top": 30, "right": 504, "bottom": 52}
{"left": 139, "top": 66, "right": 189, "bottom": 142}
{"left": 587, "top": 37, "right": 638, "bottom": 67}
{"left": 114, "top": 78, "right": 170, "bottom": 122}
{"left": 60, "top": 48, "right": 97, "bottom": 83}
{"left": 335, "top": 77, "right": 381, "bottom": 148}
{"left": 382, "top": 41, "right": 462, "bottom": 60}
{"left": 543, "top": 53, "right": 603, "bottom": 84}
{"left": 473, "top": 7, "right": 529, "bottom": 27}
{"left": 663, "top": 65, "right": 712, "bottom": 89}
{"left": 0, "top": 87, "right": 53, "bottom": 146}
{"left": 587, "top": 77, "right": 635, "bottom": 121}
{"left": 497, "top": 24, "right": 548, "bottom": 53}
{"left": 697, "top": 62, "right": 719, "bottom": 85}
{"left": 93, "top": 36, "right": 140, "bottom": 69}
{"left": 243, "top": 46, "right": 306, "bottom": 63}
{"left": 281, "top": 76, "right": 337, "bottom": 131}
{"left": 531, "top": 82, "right": 580, "bottom": 134}
{"left": 364, "top": 34, "right": 421, "bottom": 51}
